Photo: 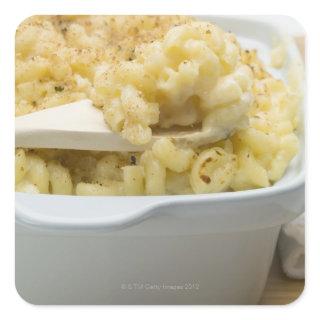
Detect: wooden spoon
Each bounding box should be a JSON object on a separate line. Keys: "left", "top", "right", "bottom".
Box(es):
{"left": 15, "top": 99, "right": 238, "bottom": 151}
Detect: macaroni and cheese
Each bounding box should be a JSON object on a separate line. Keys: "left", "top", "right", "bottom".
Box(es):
{"left": 15, "top": 16, "right": 301, "bottom": 196}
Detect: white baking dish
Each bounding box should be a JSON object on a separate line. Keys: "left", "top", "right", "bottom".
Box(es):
{"left": 15, "top": 16, "right": 305, "bottom": 305}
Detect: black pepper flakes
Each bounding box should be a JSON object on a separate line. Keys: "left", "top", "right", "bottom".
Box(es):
{"left": 130, "top": 155, "right": 137, "bottom": 165}
{"left": 200, "top": 175, "right": 211, "bottom": 184}
{"left": 54, "top": 86, "right": 64, "bottom": 92}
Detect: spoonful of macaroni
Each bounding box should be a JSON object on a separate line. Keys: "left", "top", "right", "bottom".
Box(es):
{"left": 15, "top": 95, "right": 250, "bottom": 152}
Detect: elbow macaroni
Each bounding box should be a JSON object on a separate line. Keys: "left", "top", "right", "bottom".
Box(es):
{"left": 152, "top": 138, "right": 195, "bottom": 173}
{"left": 47, "top": 161, "right": 73, "bottom": 195}
{"left": 140, "top": 151, "right": 166, "bottom": 195}
{"left": 95, "top": 22, "right": 253, "bottom": 145}
{"left": 190, "top": 148, "right": 237, "bottom": 194}
{"left": 15, "top": 16, "right": 301, "bottom": 196}
{"left": 123, "top": 165, "right": 145, "bottom": 195}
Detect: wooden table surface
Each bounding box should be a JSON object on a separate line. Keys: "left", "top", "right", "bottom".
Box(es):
{"left": 259, "top": 252, "right": 304, "bottom": 305}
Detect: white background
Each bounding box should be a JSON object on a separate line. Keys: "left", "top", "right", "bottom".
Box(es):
{"left": 0, "top": 0, "right": 318, "bottom": 318}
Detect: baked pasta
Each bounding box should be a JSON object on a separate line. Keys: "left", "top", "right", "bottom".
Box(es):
{"left": 15, "top": 16, "right": 301, "bottom": 195}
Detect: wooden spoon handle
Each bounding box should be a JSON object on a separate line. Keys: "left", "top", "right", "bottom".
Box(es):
{"left": 15, "top": 100, "right": 146, "bottom": 152}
